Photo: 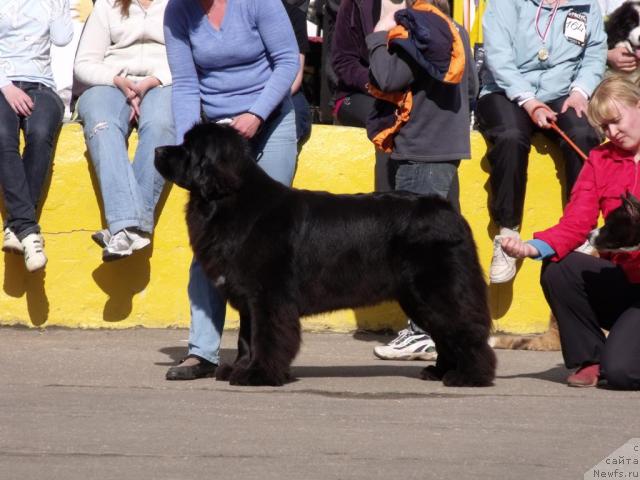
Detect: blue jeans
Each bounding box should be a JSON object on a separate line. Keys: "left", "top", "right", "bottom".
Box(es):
{"left": 291, "top": 90, "right": 311, "bottom": 146}
{"left": 188, "top": 100, "right": 297, "bottom": 363}
{"left": 76, "top": 85, "right": 175, "bottom": 234}
{"left": 0, "top": 82, "right": 64, "bottom": 238}
{"left": 393, "top": 160, "right": 461, "bottom": 213}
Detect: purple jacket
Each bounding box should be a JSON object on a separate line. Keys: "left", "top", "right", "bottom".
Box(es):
{"left": 331, "top": 0, "right": 379, "bottom": 100}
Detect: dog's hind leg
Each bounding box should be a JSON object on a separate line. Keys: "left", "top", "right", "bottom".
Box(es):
{"left": 228, "top": 301, "right": 301, "bottom": 386}
{"left": 400, "top": 257, "right": 496, "bottom": 387}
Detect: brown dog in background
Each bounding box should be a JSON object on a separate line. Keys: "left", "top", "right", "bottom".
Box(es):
{"left": 490, "top": 316, "right": 560, "bottom": 351}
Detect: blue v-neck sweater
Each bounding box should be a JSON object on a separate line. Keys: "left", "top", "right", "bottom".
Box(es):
{"left": 164, "top": 0, "right": 299, "bottom": 142}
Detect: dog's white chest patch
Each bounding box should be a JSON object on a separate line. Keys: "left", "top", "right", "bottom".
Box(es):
{"left": 214, "top": 275, "right": 226, "bottom": 287}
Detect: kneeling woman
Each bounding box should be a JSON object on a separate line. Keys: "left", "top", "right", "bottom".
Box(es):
{"left": 74, "top": 0, "right": 175, "bottom": 260}
{"left": 500, "top": 77, "right": 640, "bottom": 390}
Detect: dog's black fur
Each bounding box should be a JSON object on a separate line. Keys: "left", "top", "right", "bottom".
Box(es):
{"left": 590, "top": 192, "right": 640, "bottom": 252}
{"left": 155, "top": 123, "right": 496, "bottom": 387}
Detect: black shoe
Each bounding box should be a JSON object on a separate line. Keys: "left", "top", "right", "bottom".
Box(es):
{"left": 165, "top": 355, "right": 217, "bottom": 380}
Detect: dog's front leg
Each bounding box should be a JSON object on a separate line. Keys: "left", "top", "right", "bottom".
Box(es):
{"left": 228, "top": 302, "right": 301, "bottom": 387}
{"left": 216, "top": 307, "right": 252, "bottom": 382}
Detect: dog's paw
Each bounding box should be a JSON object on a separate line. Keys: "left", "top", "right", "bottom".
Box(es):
{"left": 442, "top": 370, "right": 494, "bottom": 387}
{"left": 229, "top": 365, "right": 286, "bottom": 386}
{"left": 215, "top": 363, "right": 233, "bottom": 381}
{"left": 420, "top": 365, "right": 444, "bottom": 381}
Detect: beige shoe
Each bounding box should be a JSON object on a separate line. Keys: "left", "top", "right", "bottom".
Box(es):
{"left": 2, "top": 228, "right": 23, "bottom": 254}
{"left": 489, "top": 228, "right": 520, "bottom": 284}
{"left": 21, "top": 233, "right": 47, "bottom": 272}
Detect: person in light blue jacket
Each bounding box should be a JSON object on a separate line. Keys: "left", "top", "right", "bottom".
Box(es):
{"left": 477, "top": 0, "right": 607, "bottom": 285}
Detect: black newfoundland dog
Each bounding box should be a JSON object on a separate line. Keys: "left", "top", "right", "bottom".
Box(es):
{"left": 155, "top": 123, "right": 496, "bottom": 387}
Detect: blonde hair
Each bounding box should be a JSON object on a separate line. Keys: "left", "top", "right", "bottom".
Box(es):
{"left": 588, "top": 76, "right": 640, "bottom": 134}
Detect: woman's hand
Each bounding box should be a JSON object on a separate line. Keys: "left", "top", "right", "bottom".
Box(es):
{"left": 561, "top": 90, "right": 588, "bottom": 118}
{"left": 129, "top": 96, "right": 141, "bottom": 123}
{"left": 500, "top": 236, "right": 539, "bottom": 259}
{"left": 113, "top": 75, "right": 138, "bottom": 102}
{"left": 131, "top": 76, "right": 161, "bottom": 100}
{"left": 231, "top": 113, "right": 263, "bottom": 139}
{"left": 523, "top": 99, "right": 557, "bottom": 128}
{"left": 607, "top": 46, "right": 639, "bottom": 73}
{"left": 1, "top": 84, "right": 34, "bottom": 116}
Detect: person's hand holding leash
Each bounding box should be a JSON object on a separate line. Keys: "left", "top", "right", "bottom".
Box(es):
{"left": 524, "top": 99, "right": 556, "bottom": 128}
{"left": 561, "top": 90, "right": 588, "bottom": 118}
{"left": 500, "top": 236, "right": 539, "bottom": 259}
{"left": 1, "top": 84, "right": 34, "bottom": 116}
{"left": 231, "top": 112, "right": 262, "bottom": 139}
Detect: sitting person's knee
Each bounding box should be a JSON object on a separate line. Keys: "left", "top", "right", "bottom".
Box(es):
{"left": 494, "top": 128, "right": 530, "bottom": 150}
{"left": 601, "top": 357, "right": 640, "bottom": 390}
{"left": 540, "top": 260, "right": 564, "bottom": 290}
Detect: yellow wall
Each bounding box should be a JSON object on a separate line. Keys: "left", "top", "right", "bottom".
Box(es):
{"left": 0, "top": 123, "right": 565, "bottom": 333}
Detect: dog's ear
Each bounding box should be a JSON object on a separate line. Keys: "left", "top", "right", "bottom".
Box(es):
{"left": 622, "top": 192, "right": 640, "bottom": 221}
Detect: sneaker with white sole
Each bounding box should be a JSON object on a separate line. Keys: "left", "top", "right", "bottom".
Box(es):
{"left": 373, "top": 328, "right": 438, "bottom": 361}
{"left": 102, "top": 228, "right": 150, "bottom": 261}
{"left": 3, "top": 228, "right": 23, "bottom": 254}
{"left": 489, "top": 232, "right": 519, "bottom": 284}
{"left": 21, "top": 233, "right": 47, "bottom": 272}
{"left": 91, "top": 229, "right": 111, "bottom": 248}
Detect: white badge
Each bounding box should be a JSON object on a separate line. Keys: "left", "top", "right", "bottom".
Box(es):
{"left": 564, "top": 11, "right": 587, "bottom": 47}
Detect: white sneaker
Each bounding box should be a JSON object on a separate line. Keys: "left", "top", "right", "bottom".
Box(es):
{"left": 21, "top": 233, "right": 47, "bottom": 272}
{"left": 373, "top": 328, "right": 438, "bottom": 361}
{"left": 103, "top": 228, "right": 150, "bottom": 261}
{"left": 489, "top": 231, "right": 519, "bottom": 284}
{"left": 3, "top": 228, "right": 23, "bottom": 254}
{"left": 91, "top": 229, "right": 111, "bottom": 248}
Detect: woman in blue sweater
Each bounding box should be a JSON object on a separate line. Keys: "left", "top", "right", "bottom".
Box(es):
{"left": 163, "top": 0, "right": 299, "bottom": 380}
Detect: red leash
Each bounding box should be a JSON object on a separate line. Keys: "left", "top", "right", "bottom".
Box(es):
{"left": 529, "top": 105, "right": 589, "bottom": 162}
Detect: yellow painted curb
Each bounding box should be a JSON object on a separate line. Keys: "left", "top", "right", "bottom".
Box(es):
{"left": 0, "top": 123, "right": 564, "bottom": 333}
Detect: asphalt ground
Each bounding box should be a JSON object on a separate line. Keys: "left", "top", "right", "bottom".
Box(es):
{"left": 1, "top": 327, "right": 638, "bottom": 480}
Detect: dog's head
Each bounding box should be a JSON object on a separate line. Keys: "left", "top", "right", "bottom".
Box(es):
{"left": 605, "top": 2, "right": 640, "bottom": 52}
{"left": 155, "top": 123, "right": 253, "bottom": 199}
{"left": 589, "top": 192, "right": 640, "bottom": 252}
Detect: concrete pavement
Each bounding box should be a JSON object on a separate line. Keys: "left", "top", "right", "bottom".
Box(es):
{"left": 0, "top": 327, "right": 637, "bottom": 480}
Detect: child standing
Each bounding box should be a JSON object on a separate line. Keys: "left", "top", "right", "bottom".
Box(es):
{"left": 366, "top": 0, "right": 478, "bottom": 360}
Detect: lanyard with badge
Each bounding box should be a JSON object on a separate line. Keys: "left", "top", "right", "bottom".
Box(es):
{"left": 535, "top": 0, "right": 560, "bottom": 61}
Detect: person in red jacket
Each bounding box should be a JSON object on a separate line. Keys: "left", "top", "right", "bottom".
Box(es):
{"left": 499, "top": 76, "right": 640, "bottom": 390}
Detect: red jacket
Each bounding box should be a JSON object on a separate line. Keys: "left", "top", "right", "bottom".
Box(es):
{"left": 534, "top": 142, "right": 640, "bottom": 283}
